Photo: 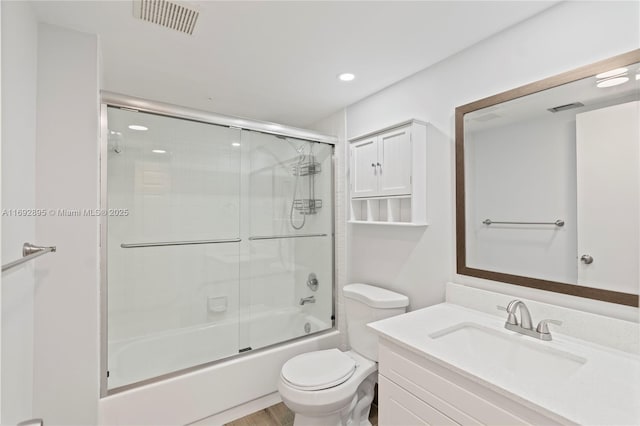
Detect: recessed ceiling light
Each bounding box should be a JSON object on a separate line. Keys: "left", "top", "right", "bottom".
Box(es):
{"left": 128, "top": 125, "right": 148, "bottom": 131}
{"left": 338, "top": 73, "right": 355, "bottom": 82}
{"left": 595, "top": 68, "right": 628, "bottom": 79}
{"left": 152, "top": 149, "right": 166, "bottom": 154}
{"left": 636, "top": 74, "right": 640, "bottom": 80}
{"left": 231, "top": 142, "right": 241, "bottom": 147}
{"left": 596, "top": 76, "right": 629, "bottom": 88}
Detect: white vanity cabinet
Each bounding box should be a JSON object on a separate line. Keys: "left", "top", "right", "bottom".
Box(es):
{"left": 377, "top": 340, "right": 567, "bottom": 426}
{"left": 349, "top": 120, "right": 427, "bottom": 225}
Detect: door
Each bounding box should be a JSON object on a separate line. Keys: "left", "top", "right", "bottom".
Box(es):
{"left": 576, "top": 101, "right": 639, "bottom": 293}
{"left": 378, "top": 126, "right": 412, "bottom": 196}
{"left": 351, "top": 137, "right": 379, "bottom": 197}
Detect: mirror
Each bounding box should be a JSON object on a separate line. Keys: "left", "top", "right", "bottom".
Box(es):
{"left": 456, "top": 50, "right": 639, "bottom": 307}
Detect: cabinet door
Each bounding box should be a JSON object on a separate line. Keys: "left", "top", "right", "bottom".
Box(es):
{"left": 379, "top": 375, "right": 459, "bottom": 426}
{"left": 576, "top": 101, "right": 639, "bottom": 293}
{"left": 378, "top": 126, "right": 412, "bottom": 196}
{"left": 351, "top": 137, "right": 379, "bottom": 197}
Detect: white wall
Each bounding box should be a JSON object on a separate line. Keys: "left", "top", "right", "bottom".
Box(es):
{"left": 0, "top": 1, "right": 38, "bottom": 423}
{"left": 33, "top": 23, "right": 100, "bottom": 425}
{"left": 345, "top": 1, "right": 639, "bottom": 320}
{"left": 309, "top": 109, "right": 349, "bottom": 349}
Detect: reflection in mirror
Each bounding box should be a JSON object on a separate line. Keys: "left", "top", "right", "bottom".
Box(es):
{"left": 457, "top": 50, "right": 639, "bottom": 307}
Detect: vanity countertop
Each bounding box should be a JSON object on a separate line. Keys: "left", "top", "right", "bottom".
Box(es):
{"left": 368, "top": 303, "right": 640, "bottom": 426}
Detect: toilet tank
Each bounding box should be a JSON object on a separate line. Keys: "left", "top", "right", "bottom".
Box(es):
{"left": 343, "top": 283, "right": 409, "bottom": 361}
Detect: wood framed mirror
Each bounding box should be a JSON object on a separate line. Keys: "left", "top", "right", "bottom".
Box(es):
{"left": 456, "top": 49, "right": 640, "bottom": 307}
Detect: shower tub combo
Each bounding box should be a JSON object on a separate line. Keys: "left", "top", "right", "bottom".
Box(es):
{"left": 98, "top": 93, "right": 338, "bottom": 424}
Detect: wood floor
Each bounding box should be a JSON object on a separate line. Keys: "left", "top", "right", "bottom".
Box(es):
{"left": 226, "top": 401, "right": 379, "bottom": 426}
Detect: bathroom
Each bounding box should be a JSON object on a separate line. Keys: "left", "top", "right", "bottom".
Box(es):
{"left": 1, "top": 1, "right": 638, "bottom": 425}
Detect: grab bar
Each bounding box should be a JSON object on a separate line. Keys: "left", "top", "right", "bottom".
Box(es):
{"left": 482, "top": 219, "right": 565, "bottom": 227}
{"left": 121, "top": 238, "right": 241, "bottom": 248}
{"left": 249, "top": 233, "right": 328, "bottom": 241}
{"left": 2, "top": 242, "right": 57, "bottom": 272}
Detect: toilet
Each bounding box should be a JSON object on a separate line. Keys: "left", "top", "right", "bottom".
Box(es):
{"left": 278, "top": 283, "right": 409, "bottom": 426}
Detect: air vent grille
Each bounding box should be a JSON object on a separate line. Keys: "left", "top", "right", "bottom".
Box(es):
{"left": 133, "top": 0, "right": 199, "bottom": 35}
{"left": 547, "top": 102, "right": 584, "bottom": 113}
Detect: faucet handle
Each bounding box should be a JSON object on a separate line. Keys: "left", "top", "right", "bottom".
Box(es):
{"left": 497, "top": 305, "right": 518, "bottom": 325}
{"left": 536, "top": 319, "right": 563, "bottom": 334}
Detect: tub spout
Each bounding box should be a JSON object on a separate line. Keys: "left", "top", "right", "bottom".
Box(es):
{"left": 299, "top": 296, "right": 316, "bottom": 305}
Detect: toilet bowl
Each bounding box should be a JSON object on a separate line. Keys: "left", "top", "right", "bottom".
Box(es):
{"left": 278, "top": 349, "right": 377, "bottom": 425}
{"left": 278, "top": 284, "right": 409, "bottom": 426}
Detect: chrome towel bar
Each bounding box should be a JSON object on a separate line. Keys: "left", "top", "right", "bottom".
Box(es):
{"left": 482, "top": 219, "right": 565, "bottom": 227}
{"left": 121, "top": 238, "right": 241, "bottom": 248}
{"left": 2, "top": 242, "right": 57, "bottom": 272}
{"left": 249, "top": 233, "right": 328, "bottom": 241}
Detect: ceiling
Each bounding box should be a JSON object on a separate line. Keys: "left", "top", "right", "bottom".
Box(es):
{"left": 467, "top": 63, "right": 640, "bottom": 133}
{"left": 32, "top": 1, "right": 558, "bottom": 128}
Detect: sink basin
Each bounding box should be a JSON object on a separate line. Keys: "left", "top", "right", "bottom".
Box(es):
{"left": 429, "top": 322, "right": 587, "bottom": 384}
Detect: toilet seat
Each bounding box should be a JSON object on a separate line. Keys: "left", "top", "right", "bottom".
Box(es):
{"left": 281, "top": 349, "right": 357, "bottom": 391}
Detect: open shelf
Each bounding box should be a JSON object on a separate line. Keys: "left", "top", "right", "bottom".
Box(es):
{"left": 350, "top": 196, "right": 427, "bottom": 226}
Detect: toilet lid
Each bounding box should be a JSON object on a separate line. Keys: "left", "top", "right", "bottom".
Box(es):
{"left": 281, "top": 349, "right": 357, "bottom": 391}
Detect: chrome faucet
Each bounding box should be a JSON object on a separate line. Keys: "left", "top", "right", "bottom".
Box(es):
{"left": 506, "top": 299, "right": 533, "bottom": 330}
{"left": 299, "top": 296, "right": 316, "bottom": 306}
{"left": 498, "top": 299, "right": 562, "bottom": 341}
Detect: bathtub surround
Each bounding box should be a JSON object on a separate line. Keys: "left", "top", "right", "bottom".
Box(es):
{"left": 97, "top": 97, "right": 343, "bottom": 422}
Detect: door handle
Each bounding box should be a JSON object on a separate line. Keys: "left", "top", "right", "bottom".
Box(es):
{"left": 580, "top": 254, "right": 594, "bottom": 264}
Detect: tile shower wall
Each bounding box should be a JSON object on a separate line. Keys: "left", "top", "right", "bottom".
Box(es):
{"left": 107, "top": 110, "right": 242, "bottom": 344}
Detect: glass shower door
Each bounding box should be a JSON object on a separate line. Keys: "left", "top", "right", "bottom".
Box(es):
{"left": 106, "top": 108, "right": 241, "bottom": 389}
{"left": 242, "top": 131, "right": 333, "bottom": 351}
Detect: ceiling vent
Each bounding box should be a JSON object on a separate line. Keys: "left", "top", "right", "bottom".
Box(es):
{"left": 133, "top": 0, "right": 199, "bottom": 35}
{"left": 547, "top": 102, "right": 584, "bottom": 113}
{"left": 472, "top": 112, "right": 501, "bottom": 122}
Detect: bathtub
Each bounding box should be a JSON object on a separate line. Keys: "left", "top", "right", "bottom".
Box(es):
{"left": 101, "top": 307, "right": 340, "bottom": 425}
{"left": 109, "top": 306, "right": 329, "bottom": 389}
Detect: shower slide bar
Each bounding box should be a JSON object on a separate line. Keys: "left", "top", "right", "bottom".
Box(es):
{"left": 2, "top": 242, "right": 57, "bottom": 272}
{"left": 121, "top": 238, "right": 241, "bottom": 248}
{"left": 482, "top": 219, "right": 565, "bottom": 227}
{"left": 249, "top": 233, "right": 328, "bottom": 241}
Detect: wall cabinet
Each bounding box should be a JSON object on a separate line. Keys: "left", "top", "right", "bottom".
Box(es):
{"left": 349, "top": 120, "right": 427, "bottom": 226}
{"left": 378, "top": 339, "right": 567, "bottom": 425}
